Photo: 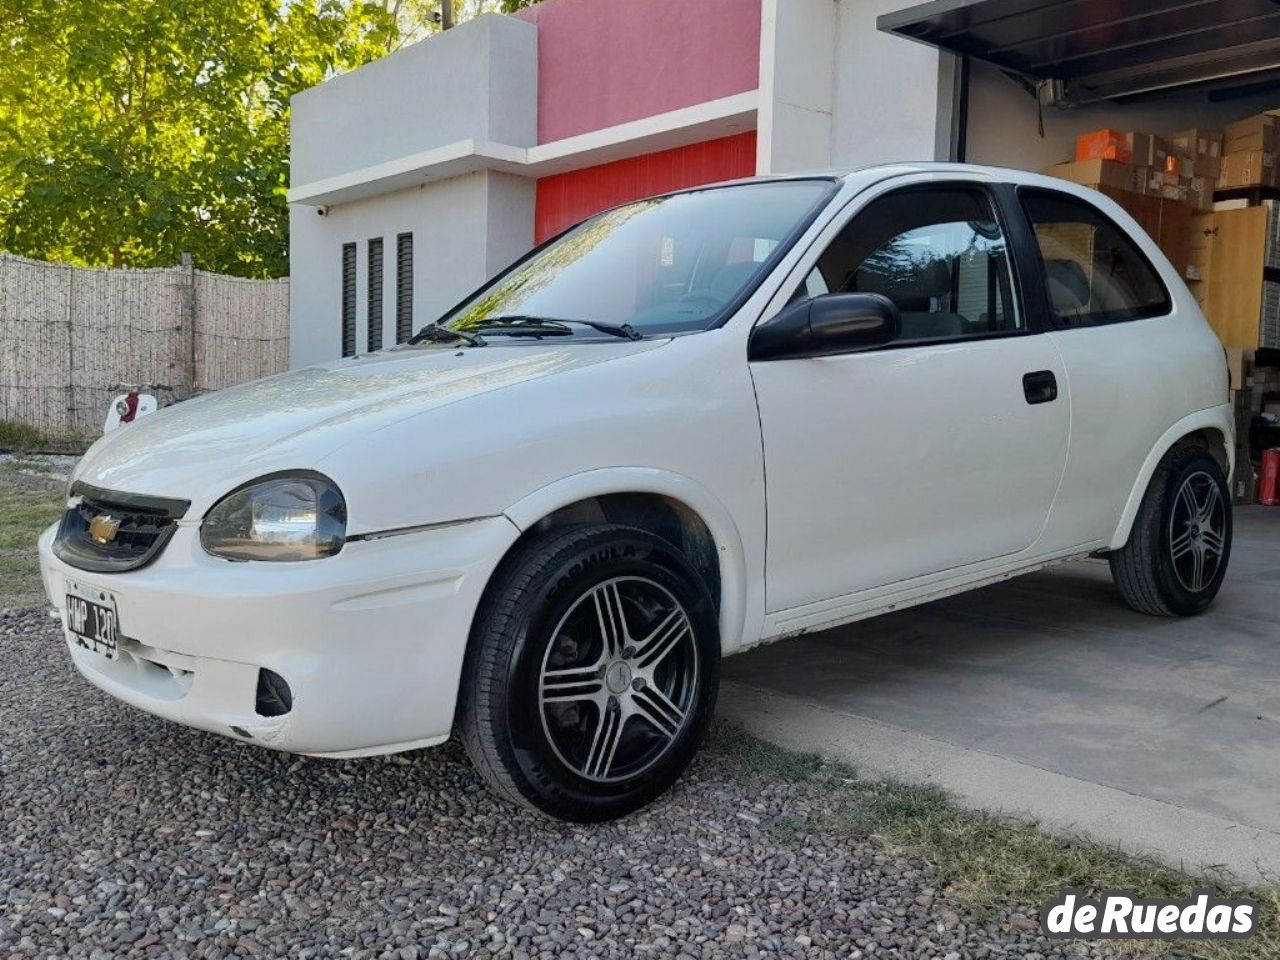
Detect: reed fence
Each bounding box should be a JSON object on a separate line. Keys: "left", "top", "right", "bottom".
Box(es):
{"left": 0, "top": 253, "right": 289, "bottom": 442}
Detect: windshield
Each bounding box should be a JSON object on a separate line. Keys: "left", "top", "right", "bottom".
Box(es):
{"left": 440, "top": 179, "right": 836, "bottom": 338}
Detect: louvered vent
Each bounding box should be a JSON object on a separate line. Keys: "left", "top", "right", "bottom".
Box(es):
{"left": 367, "top": 238, "right": 384, "bottom": 353}
{"left": 341, "top": 242, "right": 357, "bottom": 358}
{"left": 396, "top": 232, "right": 414, "bottom": 344}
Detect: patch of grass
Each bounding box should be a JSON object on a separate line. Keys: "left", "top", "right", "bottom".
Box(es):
{"left": 707, "top": 723, "right": 1280, "bottom": 959}
{"left": 0, "top": 420, "right": 51, "bottom": 452}
{"left": 0, "top": 472, "right": 66, "bottom": 609}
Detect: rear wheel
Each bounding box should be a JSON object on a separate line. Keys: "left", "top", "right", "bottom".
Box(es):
{"left": 1109, "top": 444, "right": 1232, "bottom": 616}
{"left": 457, "top": 524, "right": 719, "bottom": 821}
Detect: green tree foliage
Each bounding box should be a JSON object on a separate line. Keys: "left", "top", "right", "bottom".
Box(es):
{"left": 0, "top": 0, "right": 522, "bottom": 278}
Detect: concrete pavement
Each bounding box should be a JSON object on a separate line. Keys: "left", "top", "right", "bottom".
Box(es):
{"left": 719, "top": 506, "right": 1280, "bottom": 886}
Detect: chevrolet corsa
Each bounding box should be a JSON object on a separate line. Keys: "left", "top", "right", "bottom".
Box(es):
{"left": 40, "top": 164, "right": 1234, "bottom": 821}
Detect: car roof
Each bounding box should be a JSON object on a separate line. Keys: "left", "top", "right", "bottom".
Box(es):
{"left": 706, "top": 162, "right": 1105, "bottom": 205}
{"left": 723, "top": 161, "right": 1068, "bottom": 188}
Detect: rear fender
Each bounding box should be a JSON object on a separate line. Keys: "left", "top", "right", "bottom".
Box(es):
{"left": 1109, "top": 405, "right": 1235, "bottom": 550}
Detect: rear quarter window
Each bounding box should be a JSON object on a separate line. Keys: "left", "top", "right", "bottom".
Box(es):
{"left": 1020, "top": 189, "right": 1171, "bottom": 328}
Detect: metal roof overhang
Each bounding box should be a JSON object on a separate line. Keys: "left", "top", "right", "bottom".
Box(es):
{"left": 878, "top": 0, "right": 1280, "bottom": 104}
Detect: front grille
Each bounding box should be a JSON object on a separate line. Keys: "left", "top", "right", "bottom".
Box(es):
{"left": 53, "top": 483, "right": 191, "bottom": 573}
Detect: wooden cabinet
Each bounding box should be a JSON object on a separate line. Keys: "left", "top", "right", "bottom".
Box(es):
{"left": 1188, "top": 203, "right": 1280, "bottom": 349}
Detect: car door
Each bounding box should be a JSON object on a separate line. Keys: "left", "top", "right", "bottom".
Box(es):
{"left": 1014, "top": 185, "right": 1224, "bottom": 550}
{"left": 749, "top": 178, "right": 1071, "bottom": 616}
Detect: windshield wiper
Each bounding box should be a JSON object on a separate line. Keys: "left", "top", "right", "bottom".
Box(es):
{"left": 407, "top": 323, "right": 486, "bottom": 350}
{"left": 470, "top": 317, "right": 573, "bottom": 338}
{"left": 408, "top": 323, "right": 486, "bottom": 348}
{"left": 413, "top": 323, "right": 487, "bottom": 347}
{"left": 475, "top": 315, "right": 645, "bottom": 341}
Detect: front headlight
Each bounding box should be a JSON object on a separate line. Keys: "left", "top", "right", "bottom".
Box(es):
{"left": 201, "top": 473, "right": 347, "bottom": 562}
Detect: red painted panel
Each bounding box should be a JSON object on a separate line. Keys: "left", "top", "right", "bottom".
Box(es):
{"left": 534, "top": 132, "right": 758, "bottom": 243}
{"left": 516, "top": 0, "right": 761, "bottom": 144}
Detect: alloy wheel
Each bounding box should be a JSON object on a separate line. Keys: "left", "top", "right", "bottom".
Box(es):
{"left": 537, "top": 576, "right": 699, "bottom": 784}
{"left": 1168, "top": 470, "right": 1227, "bottom": 593}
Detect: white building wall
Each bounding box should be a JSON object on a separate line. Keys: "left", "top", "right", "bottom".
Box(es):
{"left": 759, "top": 0, "right": 949, "bottom": 175}
{"left": 289, "top": 172, "right": 534, "bottom": 368}
{"left": 288, "top": 13, "right": 540, "bottom": 368}
{"left": 830, "top": 0, "right": 948, "bottom": 169}
{"left": 290, "top": 14, "right": 537, "bottom": 190}
{"left": 756, "top": 0, "right": 836, "bottom": 174}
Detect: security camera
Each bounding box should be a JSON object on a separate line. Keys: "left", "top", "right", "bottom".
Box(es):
{"left": 316, "top": 206, "right": 330, "bottom": 217}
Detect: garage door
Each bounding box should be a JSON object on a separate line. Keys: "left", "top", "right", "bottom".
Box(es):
{"left": 878, "top": 0, "right": 1280, "bottom": 104}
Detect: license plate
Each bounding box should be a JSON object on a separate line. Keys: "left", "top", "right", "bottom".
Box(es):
{"left": 64, "top": 581, "right": 119, "bottom": 661}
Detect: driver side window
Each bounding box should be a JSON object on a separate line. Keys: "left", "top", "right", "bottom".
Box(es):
{"left": 795, "top": 186, "right": 1023, "bottom": 343}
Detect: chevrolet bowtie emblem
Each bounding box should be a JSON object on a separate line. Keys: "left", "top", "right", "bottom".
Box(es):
{"left": 88, "top": 514, "right": 122, "bottom": 545}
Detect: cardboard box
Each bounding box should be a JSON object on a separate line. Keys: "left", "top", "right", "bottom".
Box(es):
{"left": 1188, "top": 153, "right": 1223, "bottom": 179}
{"left": 1172, "top": 129, "right": 1223, "bottom": 159}
{"left": 1046, "top": 159, "right": 1137, "bottom": 192}
{"left": 1226, "top": 347, "right": 1254, "bottom": 389}
{"left": 1161, "top": 154, "right": 1187, "bottom": 178}
{"left": 1218, "top": 149, "right": 1277, "bottom": 189}
{"left": 1224, "top": 114, "right": 1277, "bottom": 154}
{"left": 1076, "top": 129, "right": 1133, "bottom": 164}
{"left": 1189, "top": 176, "right": 1215, "bottom": 212}
{"left": 1233, "top": 453, "right": 1258, "bottom": 506}
{"left": 1131, "top": 165, "right": 1153, "bottom": 195}
{"left": 1125, "top": 132, "right": 1171, "bottom": 169}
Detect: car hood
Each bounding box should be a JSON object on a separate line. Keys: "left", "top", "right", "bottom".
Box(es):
{"left": 74, "top": 340, "right": 667, "bottom": 506}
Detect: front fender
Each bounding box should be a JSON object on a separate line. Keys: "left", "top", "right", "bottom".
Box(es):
{"left": 1109, "top": 403, "right": 1235, "bottom": 550}
{"left": 504, "top": 468, "right": 751, "bottom": 652}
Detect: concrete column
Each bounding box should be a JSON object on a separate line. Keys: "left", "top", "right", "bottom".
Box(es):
{"left": 756, "top": 0, "right": 837, "bottom": 175}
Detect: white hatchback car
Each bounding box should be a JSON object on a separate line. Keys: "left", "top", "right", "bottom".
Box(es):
{"left": 40, "top": 163, "right": 1233, "bottom": 821}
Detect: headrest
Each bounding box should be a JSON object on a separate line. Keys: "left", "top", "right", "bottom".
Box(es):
{"left": 853, "top": 259, "right": 952, "bottom": 309}
{"left": 707, "top": 261, "right": 762, "bottom": 300}
{"left": 1044, "top": 259, "right": 1091, "bottom": 309}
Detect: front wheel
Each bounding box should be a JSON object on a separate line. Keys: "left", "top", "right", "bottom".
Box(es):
{"left": 1109, "top": 444, "right": 1232, "bottom": 616}
{"left": 457, "top": 524, "right": 719, "bottom": 821}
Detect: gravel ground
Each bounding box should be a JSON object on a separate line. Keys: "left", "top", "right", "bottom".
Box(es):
{"left": 0, "top": 454, "right": 77, "bottom": 494}
{"left": 0, "top": 608, "right": 1122, "bottom": 960}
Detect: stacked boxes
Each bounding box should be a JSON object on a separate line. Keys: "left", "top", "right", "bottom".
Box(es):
{"left": 1076, "top": 129, "right": 1132, "bottom": 163}
{"left": 1217, "top": 115, "right": 1278, "bottom": 190}
{"left": 1055, "top": 120, "right": 1280, "bottom": 351}
{"left": 1228, "top": 351, "right": 1280, "bottom": 504}
{"left": 1047, "top": 159, "right": 1140, "bottom": 193}
{"left": 1171, "top": 129, "right": 1224, "bottom": 179}
{"left": 1072, "top": 130, "right": 1200, "bottom": 206}
{"left": 1056, "top": 123, "right": 1280, "bottom": 504}
{"left": 1171, "top": 130, "right": 1222, "bottom": 211}
{"left": 1263, "top": 284, "right": 1280, "bottom": 349}
{"left": 1048, "top": 156, "right": 1191, "bottom": 275}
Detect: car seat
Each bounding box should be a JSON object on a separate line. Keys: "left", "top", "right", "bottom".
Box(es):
{"left": 852, "top": 259, "right": 965, "bottom": 340}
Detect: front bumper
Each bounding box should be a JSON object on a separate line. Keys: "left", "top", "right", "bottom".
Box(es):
{"left": 38, "top": 516, "right": 520, "bottom": 757}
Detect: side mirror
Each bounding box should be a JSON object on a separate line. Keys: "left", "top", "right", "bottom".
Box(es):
{"left": 749, "top": 293, "right": 900, "bottom": 362}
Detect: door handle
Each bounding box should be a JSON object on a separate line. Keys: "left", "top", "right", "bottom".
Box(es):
{"left": 1023, "top": 370, "right": 1058, "bottom": 405}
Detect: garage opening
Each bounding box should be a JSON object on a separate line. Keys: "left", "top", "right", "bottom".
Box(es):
{"left": 880, "top": 0, "right": 1280, "bottom": 503}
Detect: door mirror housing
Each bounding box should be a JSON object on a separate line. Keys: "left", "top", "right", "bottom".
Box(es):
{"left": 749, "top": 293, "right": 901, "bottom": 361}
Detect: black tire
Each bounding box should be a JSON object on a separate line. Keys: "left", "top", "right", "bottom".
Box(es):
{"left": 457, "top": 524, "right": 719, "bottom": 821}
{"left": 1109, "top": 444, "right": 1232, "bottom": 617}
